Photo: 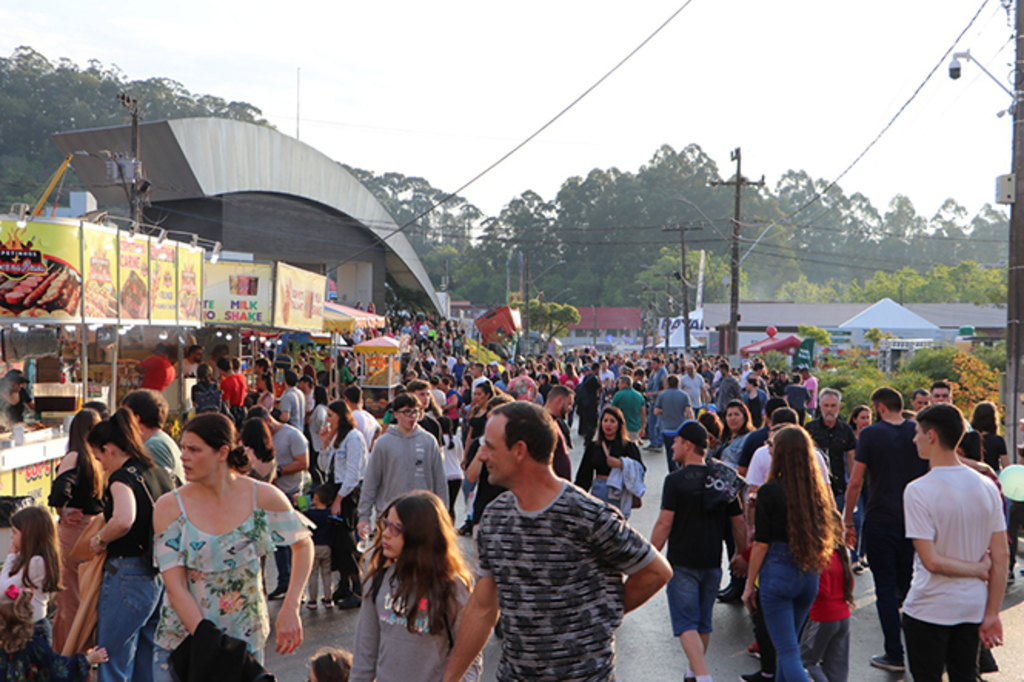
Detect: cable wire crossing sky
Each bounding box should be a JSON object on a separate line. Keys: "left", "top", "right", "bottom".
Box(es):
{"left": 0, "top": 0, "right": 1015, "bottom": 222}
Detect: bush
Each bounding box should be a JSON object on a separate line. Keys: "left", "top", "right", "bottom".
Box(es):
{"left": 974, "top": 343, "right": 1006, "bottom": 373}
{"left": 902, "top": 347, "right": 956, "bottom": 382}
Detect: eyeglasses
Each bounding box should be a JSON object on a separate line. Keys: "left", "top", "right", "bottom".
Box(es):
{"left": 380, "top": 518, "right": 404, "bottom": 537}
{"left": 395, "top": 409, "right": 422, "bottom": 418}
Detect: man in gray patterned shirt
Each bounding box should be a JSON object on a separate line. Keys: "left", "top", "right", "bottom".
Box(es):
{"left": 443, "top": 402, "right": 672, "bottom": 682}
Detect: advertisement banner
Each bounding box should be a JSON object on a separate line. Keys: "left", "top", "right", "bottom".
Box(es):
{"left": 149, "top": 240, "right": 177, "bottom": 323}
{"left": 0, "top": 218, "right": 82, "bottom": 320}
{"left": 82, "top": 225, "right": 118, "bottom": 321}
{"left": 273, "top": 262, "right": 325, "bottom": 332}
{"left": 118, "top": 234, "right": 149, "bottom": 322}
{"left": 177, "top": 245, "right": 203, "bottom": 325}
{"left": 203, "top": 261, "right": 274, "bottom": 326}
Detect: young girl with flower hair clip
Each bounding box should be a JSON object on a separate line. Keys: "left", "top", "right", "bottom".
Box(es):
{"left": 0, "top": 584, "right": 107, "bottom": 680}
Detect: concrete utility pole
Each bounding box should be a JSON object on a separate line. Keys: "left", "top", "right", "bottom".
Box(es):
{"left": 712, "top": 148, "right": 763, "bottom": 356}
{"left": 663, "top": 222, "right": 704, "bottom": 353}
{"left": 1008, "top": 1, "right": 1024, "bottom": 456}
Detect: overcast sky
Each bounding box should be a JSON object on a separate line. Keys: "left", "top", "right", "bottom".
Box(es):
{"left": 2, "top": 0, "right": 1015, "bottom": 223}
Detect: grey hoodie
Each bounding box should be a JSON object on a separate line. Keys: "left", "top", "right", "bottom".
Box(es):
{"left": 358, "top": 424, "right": 448, "bottom": 523}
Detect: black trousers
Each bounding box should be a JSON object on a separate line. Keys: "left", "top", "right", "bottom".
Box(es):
{"left": 902, "top": 613, "right": 980, "bottom": 682}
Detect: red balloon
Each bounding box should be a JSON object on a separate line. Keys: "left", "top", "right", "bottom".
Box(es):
{"left": 766, "top": 326, "right": 778, "bottom": 338}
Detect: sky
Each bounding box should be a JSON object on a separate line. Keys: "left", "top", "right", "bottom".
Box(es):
{"left": 1, "top": 0, "right": 1016, "bottom": 223}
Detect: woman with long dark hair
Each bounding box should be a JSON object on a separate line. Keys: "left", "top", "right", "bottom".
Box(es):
{"left": 351, "top": 491, "right": 480, "bottom": 681}
{"left": 574, "top": 406, "right": 644, "bottom": 516}
{"left": 152, "top": 413, "right": 313, "bottom": 675}
{"left": 318, "top": 400, "right": 368, "bottom": 608}
{"left": 742, "top": 426, "right": 838, "bottom": 682}
{"left": 716, "top": 400, "right": 753, "bottom": 468}
{"left": 970, "top": 401, "right": 1008, "bottom": 471}
{"left": 87, "top": 408, "right": 176, "bottom": 682}
{"left": 463, "top": 381, "right": 494, "bottom": 452}
{"left": 48, "top": 407, "right": 104, "bottom": 651}
{"left": 240, "top": 417, "right": 276, "bottom": 482}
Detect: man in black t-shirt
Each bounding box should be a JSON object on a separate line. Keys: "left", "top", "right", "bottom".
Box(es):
{"left": 805, "top": 387, "right": 857, "bottom": 509}
{"left": 652, "top": 421, "right": 747, "bottom": 682}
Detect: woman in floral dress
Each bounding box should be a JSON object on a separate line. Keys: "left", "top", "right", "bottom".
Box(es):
{"left": 151, "top": 413, "right": 313, "bottom": 677}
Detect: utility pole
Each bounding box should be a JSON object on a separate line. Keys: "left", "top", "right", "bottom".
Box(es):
{"left": 712, "top": 147, "right": 764, "bottom": 356}
{"left": 523, "top": 250, "right": 531, "bottom": 357}
{"left": 1008, "top": 0, "right": 1024, "bottom": 456}
{"left": 663, "top": 222, "right": 703, "bottom": 353}
{"left": 118, "top": 92, "right": 142, "bottom": 229}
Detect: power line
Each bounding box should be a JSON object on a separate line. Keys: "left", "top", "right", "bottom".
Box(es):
{"left": 317, "top": 0, "right": 702, "bottom": 280}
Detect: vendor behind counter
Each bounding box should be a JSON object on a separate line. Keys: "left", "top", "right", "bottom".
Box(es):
{"left": 0, "top": 370, "right": 34, "bottom": 425}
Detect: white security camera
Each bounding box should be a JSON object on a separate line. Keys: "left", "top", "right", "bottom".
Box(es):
{"left": 949, "top": 57, "right": 962, "bottom": 80}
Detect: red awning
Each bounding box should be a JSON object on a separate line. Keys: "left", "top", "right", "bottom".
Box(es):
{"left": 740, "top": 334, "right": 802, "bottom": 357}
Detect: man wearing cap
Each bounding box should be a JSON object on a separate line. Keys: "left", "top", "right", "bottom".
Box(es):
{"left": 652, "top": 421, "right": 747, "bottom": 682}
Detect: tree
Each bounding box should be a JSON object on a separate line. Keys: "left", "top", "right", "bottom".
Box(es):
{"left": 511, "top": 299, "right": 581, "bottom": 345}
{"left": 864, "top": 327, "right": 895, "bottom": 349}
{"left": 797, "top": 325, "right": 832, "bottom": 348}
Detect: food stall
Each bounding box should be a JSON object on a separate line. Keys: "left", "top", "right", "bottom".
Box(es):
{"left": 352, "top": 337, "right": 402, "bottom": 418}
{"left": 0, "top": 211, "right": 206, "bottom": 504}
{"left": 201, "top": 258, "right": 326, "bottom": 399}
{"left": 323, "top": 302, "right": 384, "bottom": 395}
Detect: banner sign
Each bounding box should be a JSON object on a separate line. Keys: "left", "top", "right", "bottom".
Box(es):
{"left": 203, "top": 261, "right": 274, "bottom": 326}
{"left": 0, "top": 219, "right": 82, "bottom": 320}
{"left": 149, "top": 240, "right": 177, "bottom": 323}
{"left": 177, "top": 245, "right": 203, "bottom": 325}
{"left": 793, "top": 338, "right": 815, "bottom": 368}
{"left": 82, "top": 225, "right": 118, "bottom": 321}
{"left": 273, "top": 262, "right": 325, "bottom": 332}
{"left": 118, "top": 234, "right": 149, "bottom": 322}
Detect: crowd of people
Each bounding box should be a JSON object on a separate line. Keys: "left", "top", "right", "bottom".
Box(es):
{"left": 0, "top": 318, "right": 1017, "bottom": 682}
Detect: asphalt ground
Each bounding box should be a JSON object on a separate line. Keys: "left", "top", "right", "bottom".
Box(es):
{"left": 264, "top": 433, "right": 1024, "bottom": 682}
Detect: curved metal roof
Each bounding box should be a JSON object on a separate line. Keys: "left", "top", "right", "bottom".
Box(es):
{"left": 51, "top": 117, "right": 440, "bottom": 312}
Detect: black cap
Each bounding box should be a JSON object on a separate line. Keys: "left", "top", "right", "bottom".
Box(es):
{"left": 663, "top": 420, "right": 707, "bottom": 450}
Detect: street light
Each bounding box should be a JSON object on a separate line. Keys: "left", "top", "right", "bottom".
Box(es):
{"left": 949, "top": 40, "right": 1023, "bottom": 454}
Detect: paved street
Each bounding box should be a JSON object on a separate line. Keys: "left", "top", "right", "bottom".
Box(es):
{"left": 264, "top": 432, "right": 1024, "bottom": 681}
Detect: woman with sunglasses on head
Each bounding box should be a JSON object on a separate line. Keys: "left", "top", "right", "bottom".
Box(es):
{"left": 350, "top": 490, "right": 481, "bottom": 682}
{"left": 742, "top": 425, "right": 838, "bottom": 682}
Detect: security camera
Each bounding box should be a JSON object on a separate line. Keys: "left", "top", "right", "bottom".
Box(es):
{"left": 949, "top": 57, "right": 961, "bottom": 80}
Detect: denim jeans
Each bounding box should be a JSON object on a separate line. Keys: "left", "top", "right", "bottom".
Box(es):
{"left": 850, "top": 490, "right": 867, "bottom": 562}
{"left": 864, "top": 521, "right": 914, "bottom": 662}
{"left": 590, "top": 478, "right": 626, "bottom": 515}
{"left": 96, "top": 556, "right": 163, "bottom": 682}
{"left": 647, "top": 412, "right": 661, "bottom": 447}
{"left": 758, "top": 542, "right": 819, "bottom": 682}
{"left": 666, "top": 566, "right": 722, "bottom": 636}
{"left": 274, "top": 545, "right": 292, "bottom": 591}
{"left": 663, "top": 439, "right": 679, "bottom": 473}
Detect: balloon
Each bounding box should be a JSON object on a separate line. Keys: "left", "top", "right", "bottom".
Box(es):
{"left": 766, "top": 326, "right": 778, "bottom": 338}
{"left": 1000, "top": 465, "right": 1024, "bottom": 502}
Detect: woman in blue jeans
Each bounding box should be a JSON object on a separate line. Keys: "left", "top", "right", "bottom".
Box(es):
{"left": 87, "top": 409, "right": 176, "bottom": 682}
{"left": 741, "top": 425, "right": 838, "bottom": 681}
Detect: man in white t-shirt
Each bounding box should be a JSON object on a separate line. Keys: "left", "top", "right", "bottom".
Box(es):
{"left": 901, "top": 404, "right": 1007, "bottom": 680}
{"left": 344, "top": 385, "right": 381, "bottom": 452}
{"left": 746, "top": 408, "right": 829, "bottom": 490}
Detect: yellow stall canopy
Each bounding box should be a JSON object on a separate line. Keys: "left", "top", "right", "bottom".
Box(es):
{"left": 323, "top": 302, "right": 386, "bottom": 333}
{"left": 352, "top": 336, "right": 401, "bottom": 355}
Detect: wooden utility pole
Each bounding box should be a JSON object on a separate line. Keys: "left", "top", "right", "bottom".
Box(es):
{"left": 118, "top": 92, "right": 142, "bottom": 229}
{"left": 1008, "top": 1, "right": 1024, "bottom": 456}
{"left": 663, "top": 222, "right": 703, "bottom": 353}
{"left": 523, "top": 250, "right": 531, "bottom": 356}
{"left": 712, "top": 148, "right": 763, "bottom": 356}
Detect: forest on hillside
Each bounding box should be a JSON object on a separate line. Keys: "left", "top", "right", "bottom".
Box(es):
{"left": 0, "top": 47, "right": 1008, "bottom": 312}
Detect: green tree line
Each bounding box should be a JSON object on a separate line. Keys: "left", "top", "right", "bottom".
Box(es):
{"left": 0, "top": 47, "right": 1008, "bottom": 313}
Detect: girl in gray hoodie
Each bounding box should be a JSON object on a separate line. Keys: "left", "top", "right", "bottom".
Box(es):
{"left": 350, "top": 491, "right": 481, "bottom": 682}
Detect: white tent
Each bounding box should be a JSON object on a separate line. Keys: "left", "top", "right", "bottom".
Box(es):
{"left": 838, "top": 298, "right": 947, "bottom": 345}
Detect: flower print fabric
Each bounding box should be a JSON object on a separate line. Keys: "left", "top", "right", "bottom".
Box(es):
{"left": 153, "top": 487, "right": 313, "bottom": 662}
